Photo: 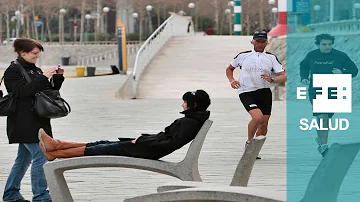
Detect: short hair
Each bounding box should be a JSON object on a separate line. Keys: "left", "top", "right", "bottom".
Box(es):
{"left": 182, "top": 90, "right": 211, "bottom": 111}
{"left": 13, "top": 38, "right": 44, "bottom": 55}
{"left": 315, "top": 34, "right": 335, "bottom": 45}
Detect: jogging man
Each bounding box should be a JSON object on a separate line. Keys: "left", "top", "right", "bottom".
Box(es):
{"left": 300, "top": 33, "right": 358, "bottom": 157}
{"left": 226, "top": 31, "right": 286, "bottom": 159}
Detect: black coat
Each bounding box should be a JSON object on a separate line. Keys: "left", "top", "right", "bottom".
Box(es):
{"left": 117, "top": 110, "right": 210, "bottom": 160}
{"left": 4, "top": 57, "right": 65, "bottom": 143}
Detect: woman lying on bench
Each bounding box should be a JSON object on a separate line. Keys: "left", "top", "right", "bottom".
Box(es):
{"left": 38, "top": 90, "right": 211, "bottom": 161}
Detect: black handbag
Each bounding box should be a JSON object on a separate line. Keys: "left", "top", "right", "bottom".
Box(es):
{"left": 34, "top": 89, "right": 71, "bottom": 118}
{"left": 16, "top": 60, "right": 71, "bottom": 119}
{"left": 0, "top": 77, "right": 17, "bottom": 116}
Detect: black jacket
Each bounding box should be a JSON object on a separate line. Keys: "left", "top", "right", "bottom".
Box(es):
{"left": 300, "top": 49, "right": 358, "bottom": 94}
{"left": 4, "top": 57, "right": 65, "bottom": 143}
{"left": 116, "top": 110, "right": 210, "bottom": 160}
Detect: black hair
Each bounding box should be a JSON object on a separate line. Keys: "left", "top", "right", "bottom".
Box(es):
{"left": 13, "top": 38, "right": 44, "bottom": 55}
{"left": 315, "top": 34, "right": 335, "bottom": 45}
{"left": 182, "top": 90, "right": 211, "bottom": 111}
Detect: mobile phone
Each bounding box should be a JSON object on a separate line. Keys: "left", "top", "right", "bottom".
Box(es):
{"left": 56, "top": 64, "right": 60, "bottom": 73}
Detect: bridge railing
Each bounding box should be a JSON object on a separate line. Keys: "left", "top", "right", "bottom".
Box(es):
{"left": 307, "top": 19, "right": 360, "bottom": 33}
{"left": 76, "top": 44, "right": 141, "bottom": 66}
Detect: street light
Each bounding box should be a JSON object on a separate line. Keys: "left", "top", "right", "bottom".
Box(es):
{"left": 14, "top": 10, "right": 21, "bottom": 38}
{"left": 272, "top": 7, "right": 278, "bottom": 26}
{"left": 226, "top": 1, "right": 234, "bottom": 35}
{"left": 59, "top": 8, "right": 66, "bottom": 44}
{"left": 354, "top": 3, "right": 360, "bottom": 19}
{"left": 103, "top": 7, "right": 110, "bottom": 40}
{"left": 225, "top": 9, "right": 232, "bottom": 35}
{"left": 188, "top": 2, "right": 195, "bottom": 19}
{"left": 132, "top": 12, "right": 141, "bottom": 41}
{"left": 85, "top": 14, "right": 91, "bottom": 42}
{"left": 146, "top": 5, "right": 153, "bottom": 35}
{"left": 268, "top": 0, "right": 276, "bottom": 28}
{"left": 314, "top": 5, "right": 321, "bottom": 23}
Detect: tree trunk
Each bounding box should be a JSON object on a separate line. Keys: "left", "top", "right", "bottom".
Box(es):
{"left": 96, "top": 0, "right": 101, "bottom": 37}
{"left": 213, "top": 0, "right": 219, "bottom": 34}
{"left": 163, "top": 4, "right": 166, "bottom": 21}
{"left": 0, "top": 13, "right": 2, "bottom": 42}
{"left": 6, "top": 4, "right": 10, "bottom": 41}
{"left": 195, "top": 0, "right": 199, "bottom": 32}
{"left": 80, "top": 0, "right": 85, "bottom": 43}
{"left": 26, "top": 15, "right": 30, "bottom": 38}
{"left": 157, "top": 4, "right": 160, "bottom": 28}
{"left": 139, "top": 17, "right": 143, "bottom": 41}
{"left": 115, "top": 0, "right": 120, "bottom": 38}
{"left": 247, "top": 14, "right": 250, "bottom": 35}
{"left": 247, "top": 1, "right": 251, "bottom": 35}
{"left": 31, "top": 18, "right": 35, "bottom": 39}
{"left": 46, "top": 16, "right": 52, "bottom": 42}
{"left": 219, "top": 16, "right": 223, "bottom": 35}
{"left": 126, "top": 8, "right": 130, "bottom": 34}
{"left": 41, "top": 21, "right": 44, "bottom": 41}
{"left": 32, "top": 9, "right": 39, "bottom": 40}
{"left": 259, "top": 0, "right": 264, "bottom": 30}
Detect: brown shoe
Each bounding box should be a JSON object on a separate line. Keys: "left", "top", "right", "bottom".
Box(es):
{"left": 38, "top": 128, "right": 53, "bottom": 152}
{"left": 39, "top": 141, "right": 56, "bottom": 161}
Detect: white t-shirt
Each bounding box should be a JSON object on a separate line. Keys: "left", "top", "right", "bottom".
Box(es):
{"left": 230, "top": 49, "right": 284, "bottom": 94}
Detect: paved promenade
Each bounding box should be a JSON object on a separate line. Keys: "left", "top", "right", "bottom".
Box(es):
{"left": 0, "top": 35, "right": 333, "bottom": 202}
{"left": 2, "top": 35, "right": 359, "bottom": 202}
{"left": 0, "top": 75, "right": 286, "bottom": 201}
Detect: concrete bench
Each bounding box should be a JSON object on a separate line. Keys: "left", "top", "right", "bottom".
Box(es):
{"left": 43, "top": 119, "right": 213, "bottom": 202}
{"left": 126, "top": 186, "right": 285, "bottom": 202}
{"left": 300, "top": 142, "right": 360, "bottom": 202}
{"left": 156, "top": 135, "right": 267, "bottom": 193}
{"left": 125, "top": 141, "right": 360, "bottom": 202}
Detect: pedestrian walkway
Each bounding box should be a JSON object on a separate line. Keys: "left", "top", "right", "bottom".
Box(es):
{"left": 0, "top": 35, "right": 288, "bottom": 202}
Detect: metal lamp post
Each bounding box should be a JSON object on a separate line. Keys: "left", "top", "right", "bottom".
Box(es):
{"left": 188, "top": 2, "right": 195, "bottom": 19}
{"left": 132, "top": 12, "right": 141, "bottom": 41}
{"left": 103, "top": 7, "right": 109, "bottom": 40}
{"left": 59, "top": 8, "right": 66, "bottom": 44}
{"left": 85, "top": 14, "right": 91, "bottom": 42}
{"left": 146, "top": 5, "right": 153, "bottom": 35}
{"left": 354, "top": 3, "right": 360, "bottom": 19}
{"left": 268, "top": 0, "right": 276, "bottom": 27}
{"left": 272, "top": 7, "right": 278, "bottom": 26}
{"left": 15, "top": 10, "right": 21, "bottom": 38}
{"left": 314, "top": 5, "right": 321, "bottom": 23}
{"left": 225, "top": 9, "right": 231, "bottom": 35}
{"left": 228, "top": 1, "right": 234, "bottom": 35}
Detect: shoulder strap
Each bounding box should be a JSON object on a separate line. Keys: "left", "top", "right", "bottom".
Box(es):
{"left": 14, "top": 60, "right": 31, "bottom": 83}
{"left": 0, "top": 76, "right": 3, "bottom": 87}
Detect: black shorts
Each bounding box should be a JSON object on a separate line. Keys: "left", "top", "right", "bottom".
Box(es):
{"left": 239, "top": 88, "right": 272, "bottom": 115}
{"left": 308, "top": 93, "right": 334, "bottom": 118}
